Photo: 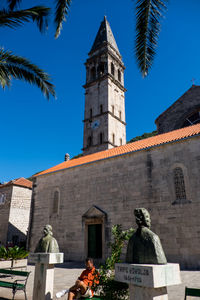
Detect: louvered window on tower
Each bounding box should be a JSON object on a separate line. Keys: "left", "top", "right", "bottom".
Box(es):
{"left": 90, "top": 108, "right": 92, "bottom": 119}
{"left": 97, "top": 63, "right": 105, "bottom": 77}
{"left": 88, "top": 136, "right": 92, "bottom": 147}
{"left": 100, "top": 104, "right": 103, "bottom": 114}
{"left": 100, "top": 132, "right": 103, "bottom": 144}
{"left": 173, "top": 167, "right": 187, "bottom": 202}
{"left": 91, "top": 67, "right": 96, "bottom": 80}
{"left": 111, "top": 62, "right": 115, "bottom": 76}
{"left": 112, "top": 105, "right": 115, "bottom": 114}
{"left": 118, "top": 69, "right": 121, "bottom": 82}
{"left": 112, "top": 133, "right": 115, "bottom": 145}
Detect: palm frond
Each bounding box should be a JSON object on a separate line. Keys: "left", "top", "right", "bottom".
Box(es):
{"left": 0, "top": 48, "right": 56, "bottom": 99}
{"left": 54, "top": 0, "right": 72, "bottom": 39}
{"left": 135, "top": 0, "right": 167, "bottom": 77}
{"left": 7, "top": 0, "right": 22, "bottom": 11}
{"left": 0, "top": 6, "right": 50, "bottom": 32}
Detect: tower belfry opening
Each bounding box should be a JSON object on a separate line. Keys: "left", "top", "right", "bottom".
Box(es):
{"left": 82, "top": 16, "right": 126, "bottom": 155}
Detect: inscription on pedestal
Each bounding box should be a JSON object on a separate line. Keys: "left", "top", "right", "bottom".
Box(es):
{"left": 115, "top": 264, "right": 153, "bottom": 286}
{"left": 115, "top": 263, "right": 181, "bottom": 288}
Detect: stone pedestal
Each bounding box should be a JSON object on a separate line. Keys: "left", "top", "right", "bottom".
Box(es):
{"left": 115, "top": 263, "right": 181, "bottom": 300}
{"left": 29, "top": 253, "right": 64, "bottom": 300}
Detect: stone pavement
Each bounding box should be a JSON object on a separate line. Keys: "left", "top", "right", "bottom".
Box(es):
{"left": 0, "top": 262, "right": 199, "bottom": 300}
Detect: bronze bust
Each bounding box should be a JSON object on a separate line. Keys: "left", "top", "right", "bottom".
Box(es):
{"left": 34, "top": 224, "right": 59, "bottom": 253}
{"left": 126, "top": 208, "right": 167, "bottom": 264}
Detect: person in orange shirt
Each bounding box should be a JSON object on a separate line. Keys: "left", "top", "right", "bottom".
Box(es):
{"left": 67, "top": 258, "right": 99, "bottom": 300}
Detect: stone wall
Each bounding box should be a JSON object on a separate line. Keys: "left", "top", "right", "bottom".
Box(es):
{"left": 0, "top": 186, "right": 12, "bottom": 245}
{"left": 30, "top": 136, "right": 200, "bottom": 269}
{"left": 155, "top": 85, "right": 200, "bottom": 133}
{"left": 7, "top": 185, "right": 32, "bottom": 244}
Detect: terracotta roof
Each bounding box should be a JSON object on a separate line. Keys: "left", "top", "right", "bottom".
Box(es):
{"left": 0, "top": 177, "right": 32, "bottom": 189}
{"left": 35, "top": 123, "right": 200, "bottom": 178}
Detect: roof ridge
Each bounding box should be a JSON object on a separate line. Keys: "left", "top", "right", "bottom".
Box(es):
{"left": 34, "top": 123, "right": 200, "bottom": 178}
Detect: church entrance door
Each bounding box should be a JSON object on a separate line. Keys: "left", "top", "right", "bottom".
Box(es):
{"left": 88, "top": 224, "right": 102, "bottom": 258}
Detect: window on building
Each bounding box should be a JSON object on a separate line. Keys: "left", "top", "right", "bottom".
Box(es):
{"left": 173, "top": 167, "right": 187, "bottom": 202}
{"left": 119, "top": 111, "right": 122, "bottom": 120}
{"left": 120, "top": 138, "right": 122, "bottom": 145}
{"left": 182, "top": 110, "right": 200, "bottom": 128}
{"left": 112, "top": 105, "right": 115, "bottom": 114}
{"left": 91, "top": 67, "right": 96, "bottom": 80}
{"left": 100, "top": 104, "right": 103, "bottom": 114}
{"left": 99, "top": 132, "right": 103, "bottom": 144}
{"left": 90, "top": 108, "right": 92, "bottom": 119}
{"left": 118, "top": 69, "right": 121, "bottom": 82}
{"left": 111, "top": 62, "right": 115, "bottom": 76}
{"left": 53, "top": 190, "right": 60, "bottom": 214}
{"left": 0, "top": 193, "right": 6, "bottom": 205}
{"left": 87, "top": 136, "right": 92, "bottom": 147}
{"left": 112, "top": 133, "right": 115, "bottom": 145}
{"left": 97, "top": 63, "right": 105, "bottom": 77}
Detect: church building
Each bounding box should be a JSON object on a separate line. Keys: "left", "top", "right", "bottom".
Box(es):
{"left": 28, "top": 17, "right": 200, "bottom": 269}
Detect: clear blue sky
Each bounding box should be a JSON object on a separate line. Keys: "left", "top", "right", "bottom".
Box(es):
{"left": 1, "top": 0, "right": 200, "bottom": 182}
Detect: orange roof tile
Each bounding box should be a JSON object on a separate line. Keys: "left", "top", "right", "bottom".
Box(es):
{"left": 0, "top": 177, "right": 32, "bottom": 189}
{"left": 35, "top": 123, "right": 200, "bottom": 177}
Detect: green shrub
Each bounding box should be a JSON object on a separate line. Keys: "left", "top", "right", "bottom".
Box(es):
{"left": 0, "top": 246, "right": 29, "bottom": 261}
{"left": 93, "top": 224, "right": 134, "bottom": 300}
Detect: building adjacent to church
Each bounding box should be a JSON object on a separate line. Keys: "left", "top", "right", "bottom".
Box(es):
{"left": 28, "top": 17, "right": 200, "bottom": 269}
{"left": 0, "top": 178, "right": 32, "bottom": 247}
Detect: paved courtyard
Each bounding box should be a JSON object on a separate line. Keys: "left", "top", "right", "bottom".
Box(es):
{"left": 0, "top": 262, "right": 199, "bottom": 300}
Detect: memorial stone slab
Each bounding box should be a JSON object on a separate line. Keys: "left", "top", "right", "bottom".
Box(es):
{"left": 115, "top": 263, "right": 181, "bottom": 300}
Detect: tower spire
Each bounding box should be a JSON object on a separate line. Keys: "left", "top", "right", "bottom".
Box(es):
{"left": 90, "top": 17, "right": 120, "bottom": 55}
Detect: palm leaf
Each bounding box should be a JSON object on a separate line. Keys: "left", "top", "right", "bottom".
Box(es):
{"left": 135, "top": 0, "right": 167, "bottom": 77}
{"left": 7, "top": 0, "right": 22, "bottom": 11}
{"left": 0, "top": 48, "right": 56, "bottom": 99}
{"left": 0, "top": 6, "right": 50, "bottom": 32}
{"left": 54, "top": 0, "right": 72, "bottom": 38}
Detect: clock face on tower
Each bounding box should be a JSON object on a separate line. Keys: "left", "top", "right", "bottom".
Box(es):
{"left": 91, "top": 120, "right": 100, "bottom": 129}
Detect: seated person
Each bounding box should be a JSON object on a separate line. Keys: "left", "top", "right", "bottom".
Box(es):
{"left": 56, "top": 258, "right": 99, "bottom": 299}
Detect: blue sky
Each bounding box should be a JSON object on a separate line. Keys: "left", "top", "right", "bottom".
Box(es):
{"left": 1, "top": 0, "right": 200, "bottom": 182}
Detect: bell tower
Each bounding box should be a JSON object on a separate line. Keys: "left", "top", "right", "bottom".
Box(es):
{"left": 83, "top": 17, "right": 126, "bottom": 155}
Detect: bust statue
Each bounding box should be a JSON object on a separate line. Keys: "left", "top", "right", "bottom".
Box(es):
{"left": 34, "top": 224, "right": 59, "bottom": 253}
{"left": 126, "top": 208, "right": 167, "bottom": 264}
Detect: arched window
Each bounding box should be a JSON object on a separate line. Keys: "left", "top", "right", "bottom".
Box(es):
{"left": 119, "top": 111, "right": 122, "bottom": 120}
{"left": 97, "top": 63, "right": 105, "bottom": 77}
{"left": 120, "top": 138, "right": 122, "bottom": 146}
{"left": 91, "top": 67, "right": 96, "bottom": 80}
{"left": 87, "top": 136, "right": 92, "bottom": 147}
{"left": 173, "top": 167, "right": 186, "bottom": 202}
{"left": 99, "top": 132, "right": 103, "bottom": 144}
{"left": 112, "top": 133, "right": 115, "bottom": 145}
{"left": 118, "top": 69, "right": 121, "bottom": 82}
{"left": 111, "top": 62, "right": 115, "bottom": 76}
{"left": 53, "top": 190, "right": 60, "bottom": 215}
{"left": 100, "top": 104, "right": 103, "bottom": 114}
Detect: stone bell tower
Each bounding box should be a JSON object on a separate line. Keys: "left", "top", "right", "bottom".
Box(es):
{"left": 83, "top": 16, "right": 126, "bottom": 155}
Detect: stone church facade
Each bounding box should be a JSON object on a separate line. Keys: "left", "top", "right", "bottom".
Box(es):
{"left": 29, "top": 18, "right": 200, "bottom": 269}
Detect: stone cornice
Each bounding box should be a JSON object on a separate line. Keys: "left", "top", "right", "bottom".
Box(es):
{"left": 83, "top": 73, "right": 127, "bottom": 92}
{"left": 83, "top": 111, "right": 126, "bottom": 126}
